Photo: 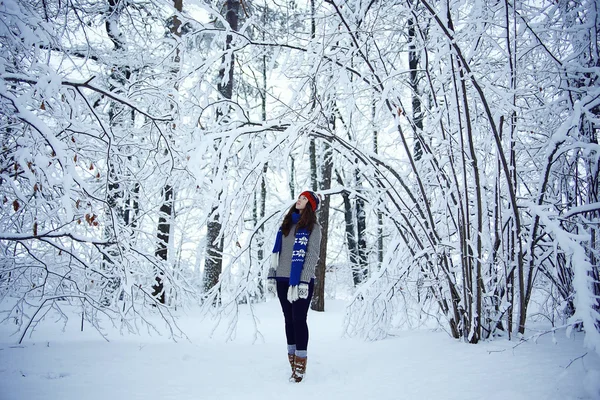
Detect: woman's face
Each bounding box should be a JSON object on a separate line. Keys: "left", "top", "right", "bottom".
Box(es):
{"left": 296, "top": 195, "right": 309, "bottom": 210}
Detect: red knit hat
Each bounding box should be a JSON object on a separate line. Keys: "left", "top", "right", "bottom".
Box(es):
{"left": 300, "top": 191, "right": 320, "bottom": 212}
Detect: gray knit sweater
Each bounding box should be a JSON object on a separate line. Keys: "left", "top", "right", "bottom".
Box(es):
{"left": 268, "top": 223, "right": 322, "bottom": 284}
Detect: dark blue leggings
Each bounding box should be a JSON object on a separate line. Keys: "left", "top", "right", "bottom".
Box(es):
{"left": 276, "top": 280, "right": 314, "bottom": 351}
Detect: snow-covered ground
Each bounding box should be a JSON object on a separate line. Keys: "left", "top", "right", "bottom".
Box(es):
{"left": 1, "top": 299, "right": 599, "bottom": 400}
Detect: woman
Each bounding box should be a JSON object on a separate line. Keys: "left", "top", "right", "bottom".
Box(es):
{"left": 267, "top": 191, "right": 322, "bottom": 383}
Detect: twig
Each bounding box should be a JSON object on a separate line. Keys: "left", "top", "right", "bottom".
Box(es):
{"left": 564, "top": 352, "right": 588, "bottom": 369}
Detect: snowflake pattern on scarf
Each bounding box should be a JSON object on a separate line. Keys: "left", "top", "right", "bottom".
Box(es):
{"left": 272, "top": 213, "right": 311, "bottom": 286}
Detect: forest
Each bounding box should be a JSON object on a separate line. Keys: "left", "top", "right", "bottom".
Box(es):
{"left": 0, "top": 0, "right": 599, "bottom": 352}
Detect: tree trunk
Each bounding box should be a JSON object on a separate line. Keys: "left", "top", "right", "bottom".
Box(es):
{"left": 408, "top": 7, "right": 423, "bottom": 161}
{"left": 101, "top": 0, "right": 131, "bottom": 307}
{"left": 203, "top": 0, "right": 239, "bottom": 292}
{"left": 153, "top": 185, "right": 173, "bottom": 304}
{"left": 336, "top": 173, "right": 360, "bottom": 285}
{"left": 289, "top": 156, "right": 295, "bottom": 198}
{"left": 257, "top": 10, "right": 269, "bottom": 264}
{"left": 373, "top": 100, "right": 383, "bottom": 267}
{"left": 311, "top": 143, "right": 332, "bottom": 312}
{"left": 150, "top": 0, "right": 183, "bottom": 304}
{"left": 309, "top": 0, "right": 318, "bottom": 193}
{"left": 356, "top": 177, "right": 367, "bottom": 282}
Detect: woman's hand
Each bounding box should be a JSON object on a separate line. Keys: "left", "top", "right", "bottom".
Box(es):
{"left": 267, "top": 279, "right": 277, "bottom": 296}
{"left": 298, "top": 283, "right": 309, "bottom": 299}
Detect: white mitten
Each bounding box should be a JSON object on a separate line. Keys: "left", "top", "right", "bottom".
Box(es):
{"left": 298, "top": 283, "right": 309, "bottom": 299}
{"left": 267, "top": 279, "right": 277, "bottom": 296}
{"left": 271, "top": 253, "right": 279, "bottom": 270}
{"left": 287, "top": 285, "right": 299, "bottom": 302}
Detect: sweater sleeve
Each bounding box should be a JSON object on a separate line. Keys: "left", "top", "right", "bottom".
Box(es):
{"left": 300, "top": 224, "right": 322, "bottom": 284}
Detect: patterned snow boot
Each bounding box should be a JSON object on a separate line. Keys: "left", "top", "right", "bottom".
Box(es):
{"left": 288, "top": 353, "right": 295, "bottom": 375}
{"left": 292, "top": 356, "right": 307, "bottom": 383}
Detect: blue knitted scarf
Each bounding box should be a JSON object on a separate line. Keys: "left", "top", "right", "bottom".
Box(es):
{"left": 272, "top": 212, "right": 310, "bottom": 286}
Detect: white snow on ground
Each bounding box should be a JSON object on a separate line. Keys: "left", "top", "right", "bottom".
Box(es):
{"left": 1, "top": 300, "right": 599, "bottom": 400}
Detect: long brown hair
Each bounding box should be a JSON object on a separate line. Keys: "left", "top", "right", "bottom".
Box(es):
{"left": 281, "top": 204, "right": 317, "bottom": 236}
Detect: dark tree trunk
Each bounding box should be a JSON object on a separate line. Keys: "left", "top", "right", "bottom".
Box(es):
{"left": 257, "top": 165, "right": 268, "bottom": 262}
{"left": 289, "top": 156, "right": 295, "bottom": 199}
{"left": 408, "top": 8, "right": 423, "bottom": 161}
{"left": 204, "top": 0, "right": 239, "bottom": 292}
{"left": 309, "top": 0, "right": 318, "bottom": 193}
{"left": 153, "top": 185, "right": 173, "bottom": 304}
{"left": 150, "top": 0, "right": 183, "bottom": 304}
{"left": 311, "top": 139, "right": 333, "bottom": 311}
{"left": 336, "top": 173, "right": 360, "bottom": 285}
{"left": 312, "top": 185, "right": 330, "bottom": 311}
{"left": 101, "top": 0, "right": 131, "bottom": 307}
{"left": 356, "top": 171, "right": 367, "bottom": 283}
{"left": 257, "top": 14, "right": 268, "bottom": 264}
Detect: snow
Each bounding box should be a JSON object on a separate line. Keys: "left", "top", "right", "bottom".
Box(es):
{"left": 1, "top": 300, "right": 599, "bottom": 400}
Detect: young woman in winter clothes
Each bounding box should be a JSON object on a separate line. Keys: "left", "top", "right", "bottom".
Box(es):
{"left": 268, "top": 191, "right": 322, "bottom": 383}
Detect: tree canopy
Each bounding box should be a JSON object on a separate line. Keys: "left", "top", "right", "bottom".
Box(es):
{"left": 1, "top": 0, "right": 599, "bottom": 352}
